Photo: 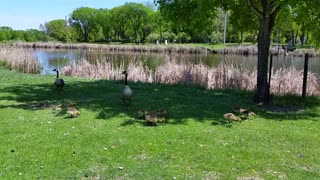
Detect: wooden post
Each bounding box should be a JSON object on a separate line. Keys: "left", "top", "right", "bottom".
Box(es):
{"left": 266, "top": 54, "right": 273, "bottom": 104}
{"left": 268, "top": 54, "right": 273, "bottom": 88}
{"left": 302, "top": 53, "right": 309, "bottom": 97}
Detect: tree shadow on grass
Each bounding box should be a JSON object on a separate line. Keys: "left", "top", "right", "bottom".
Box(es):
{"left": 256, "top": 95, "right": 320, "bottom": 121}
{"left": 0, "top": 75, "right": 319, "bottom": 125}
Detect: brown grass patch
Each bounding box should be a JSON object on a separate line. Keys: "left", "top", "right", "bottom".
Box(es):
{"left": 61, "top": 58, "right": 320, "bottom": 96}
{"left": 0, "top": 48, "right": 40, "bottom": 74}
{"left": 7, "top": 42, "right": 208, "bottom": 54}
{"left": 217, "top": 45, "right": 319, "bottom": 57}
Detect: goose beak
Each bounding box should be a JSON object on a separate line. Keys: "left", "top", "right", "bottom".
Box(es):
{"left": 52, "top": 69, "right": 57, "bottom": 71}
{"left": 122, "top": 71, "right": 127, "bottom": 74}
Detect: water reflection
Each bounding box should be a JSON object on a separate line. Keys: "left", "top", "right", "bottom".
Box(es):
{"left": 33, "top": 49, "right": 320, "bottom": 76}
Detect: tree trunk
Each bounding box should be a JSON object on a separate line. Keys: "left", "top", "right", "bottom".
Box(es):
{"left": 255, "top": 16, "right": 272, "bottom": 104}
{"left": 291, "top": 30, "right": 295, "bottom": 46}
{"left": 246, "top": 0, "right": 281, "bottom": 104}
{"left": 300, "top": 31, "right": 305, "bottom": 47}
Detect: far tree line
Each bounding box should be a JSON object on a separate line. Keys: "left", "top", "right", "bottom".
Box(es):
{"left": 0, "top": 1, "right": 320, "bottom": 47}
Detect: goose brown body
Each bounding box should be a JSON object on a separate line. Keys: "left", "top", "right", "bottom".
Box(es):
{"left": 67, "top": 103, "right": 80, "bottom": 117}
{"left": 223, "top": 113, "right": 242, "bottom": 123}
{"left": 232, "top": 107, "right": 256, "bottom": 119}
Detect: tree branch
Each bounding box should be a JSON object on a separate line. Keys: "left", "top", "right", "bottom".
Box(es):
{"left": 271, "top": 4, "right": 282, "bottom": 20}
{"left": 270, "top": 0, "right": 277, "bottom": 8}
{"left": 246, "top": 0, "right": 263, "bottom": 19}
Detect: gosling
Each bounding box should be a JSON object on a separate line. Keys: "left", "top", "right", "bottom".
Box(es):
{"left": 67, "top": 103, "right": 80, "bottom": 117}
{"left": 233, "top": 107, "right": 256, "bottom": 119}
{"left": 223, "top": 113, "right": 242, "bottom": 123}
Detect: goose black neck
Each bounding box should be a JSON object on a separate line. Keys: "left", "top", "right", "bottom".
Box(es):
{"left": 124, "top": 73, "right": 128, "bottom": 85}
{"left": 56, "top": 70, "right": 59, "bottom": 78}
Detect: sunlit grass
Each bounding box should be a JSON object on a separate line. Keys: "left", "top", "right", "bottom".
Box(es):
{"left": 0, "top": 67, "right": 320, "bottom": 179}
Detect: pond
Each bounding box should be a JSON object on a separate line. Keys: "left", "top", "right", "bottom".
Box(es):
{"left": 33, "top": 49, "right": 320, "bottom": 76}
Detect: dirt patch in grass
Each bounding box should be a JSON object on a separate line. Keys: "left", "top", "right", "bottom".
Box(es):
{"left": 262, "top": 105, "right": 303, "bottom": 113}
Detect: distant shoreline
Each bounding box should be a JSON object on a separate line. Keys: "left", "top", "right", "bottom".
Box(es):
{"left": 1, "top": 42, "right": 319, "bottom": 57}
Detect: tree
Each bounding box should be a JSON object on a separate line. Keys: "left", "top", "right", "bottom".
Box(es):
{"left": 123, "top": 3, "right": 153, "bottom": 42}
{"left": 23, "top": 29, "right": 47, "bottom": 42}
{"left": 11, "top": 30, "right": 25, "bottom": 41}
{"left": 155, "top": 0, "right": 217, "bottom": 43}
{"left": 0, "top": 26, "right": 13, "bottom": 41}
{"left": 228, "top": 1, "right": 258, "bottom": 43}
{"left": 96, "top": 8, "right": 113, "bottom": 42}
{"left": 155, "top": 0, "right": 319, "bottom": 103}
{"left": 110, "top": 6, "right": 129, "bottom": 42}
{"left": 244, "top": 0, "right": 319, "bottom": 103}
{"left": 70, "top": 7, "right": 99, "bottom": 42}
{"left": 44, "top": 19, "right": 71, "bottom": 42}
{"left": 243, "top": 0, "right": 282, "bottom": 103}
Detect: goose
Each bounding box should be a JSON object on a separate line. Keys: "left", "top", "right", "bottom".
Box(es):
{"left": 223, "top": 113, "right": 242, "bottom": 123}
{"left": 137, "top": 109, "right": 168, "bottom": 126}
{"left": 54, "top": 103, "right": 63, "bottom": 111}
{"left": 52, "top": 69, "right": 64, "bottom": 91}
{"left": 120, "top": 71, "right": 133, "bottom": 105}
{"left": 232, "top": 107, "right": 256, "bottom": 119}
{"left": 67, "top": 103, "right": 80, "bottom": 117}
{"left": 145, "top": 114, "right": 166, "bottom": 126}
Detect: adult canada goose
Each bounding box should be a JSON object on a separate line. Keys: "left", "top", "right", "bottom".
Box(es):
{"left": 52, "top": 69, "right": 64, "bottom": 91}
{"left": 120, "top": 71, "right": 133, "bottom": 105}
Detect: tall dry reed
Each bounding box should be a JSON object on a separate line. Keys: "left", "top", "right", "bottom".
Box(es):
{"left": 217, "top": 45, "right": 319, "bottom": 57}
{"left": 271, "top": 67, "right": 319, "bottom": 95}
{"left": 7, "top": 42, "right": 208, "bottom": 54}
{"left": 0, "top": 48, "right": 40, "bottom": 74}
{"left": 61, "top": 58, "right": 320, "bottom": 96}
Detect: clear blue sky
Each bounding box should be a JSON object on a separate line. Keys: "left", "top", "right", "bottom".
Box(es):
{"left": 0, "top": 0, "right": 150, "bottom": 30}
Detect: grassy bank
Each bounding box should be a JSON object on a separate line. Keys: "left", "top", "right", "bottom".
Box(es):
{"left": 0, "top": 68, "right": 320, "bottom": 179}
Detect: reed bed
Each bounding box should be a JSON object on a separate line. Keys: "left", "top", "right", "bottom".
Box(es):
{"left": 217, "top": 45, "right": 319, "bottom": 57}
{"left": 271, "top": 67, "right": 320, "bottom": 95}
{"left": 0, "top": 48, "right": 40, "bottom": 74}
{"left": 287, "top": 48, "right": 320, "bottom": 57}
{"left": 61, "top": 58, "right": 320, "bottom": 96}
{"left": 8, "top": 42, "right": 208, "bottom": 54}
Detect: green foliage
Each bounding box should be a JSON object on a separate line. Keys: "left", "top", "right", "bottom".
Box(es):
{"left": 2, "top": 1, "right": 320, "bottom": 46}
{"left": 95, "top": 8, "right": 113, "bottom": 42}
{"left": 24, "top": 29, "right": 49, "bottom": 42}
{"left": 0, "top": 26, "right": 12, "bottom": 41}
{"left": 124, "top": 3, "right": 154, "bottom": 42}
{"left": 69, "top": 7, "right": 99, "bottom": 42}
{"left": 109, "top": 6, "right": 129, "bottom": 42}
{"left": 177, "top": 32, "right": 190, "bottom": 43}
{"left": 146, "top": 32, "right": 160, "bottom": 43}
{"left": 44, "top": 19, "right": 72, "bottom": 42}
{"left": 161, "top": 31, "right": 176, "bottom": 43}
{"left": 228, "top": 2, "right": 258, "bottom": 43}
{"left": 11, "top": 30, "right": 25, "bottom": 41}
{"left": 209, "top": 31, "right": 223, "bottom": 44}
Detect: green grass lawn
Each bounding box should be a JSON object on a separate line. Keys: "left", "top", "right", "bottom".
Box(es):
{"left": 0, "top": 67, "right": 319, "bottom": 179}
